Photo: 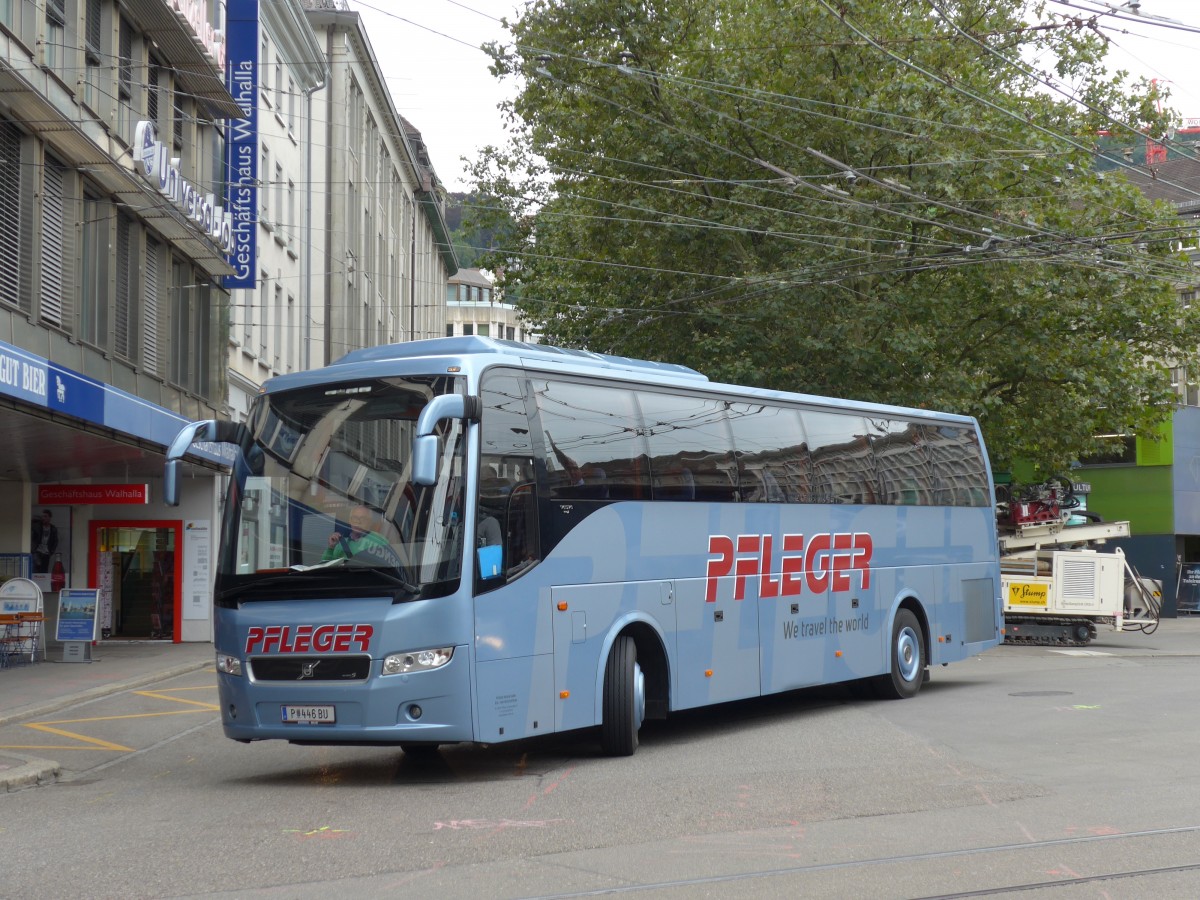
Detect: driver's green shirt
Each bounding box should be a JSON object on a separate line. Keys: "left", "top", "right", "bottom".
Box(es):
{"left": 322, "top": 530, "right": 393, "bottom": 563}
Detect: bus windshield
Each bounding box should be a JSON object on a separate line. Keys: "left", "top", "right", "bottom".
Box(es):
{"left": 216, "top": 375, "right": 466, "bottom": 602}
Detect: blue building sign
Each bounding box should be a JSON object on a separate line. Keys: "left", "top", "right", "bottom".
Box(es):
{"left": 0, "top": 338, "right": 234, "bottom": 468}
{"left": 224, "top": 0, "right": 259, "bottom": 289}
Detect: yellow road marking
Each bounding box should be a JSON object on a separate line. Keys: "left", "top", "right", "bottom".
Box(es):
{"left": 0, "top": 744, "right": 113, "bottom": 752}
{"left": 0, "top": 684, "right": 219, "bottom": 752}
{"left": 20, "top": 724, "right": 132, "bottom": 752}
{"left": 134, "top": 689, "right": 219, "bottom": 710}
{"left": 30, "top": 709, "right": 214, "bottom": 726}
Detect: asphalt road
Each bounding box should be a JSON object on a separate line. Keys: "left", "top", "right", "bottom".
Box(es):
{"left": 2, "top": 623, "right": 1199, "bottom": 899}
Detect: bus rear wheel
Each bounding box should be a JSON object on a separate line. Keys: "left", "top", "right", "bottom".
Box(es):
{"left": 874, "top": 609, "right": 924, "bottom": 700}
{"left": 601, "top": 635, "right": 644, "bottom": 756}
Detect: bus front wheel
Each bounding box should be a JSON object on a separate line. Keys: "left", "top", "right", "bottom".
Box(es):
{"left": 874, "top": 609, "right": 925, "bottom": 700}
{"left": 601, "top": 635, "right": 644, "bottom": 756}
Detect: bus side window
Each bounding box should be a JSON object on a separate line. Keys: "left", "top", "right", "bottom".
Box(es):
{"left": 639, "top": 391, "right": 737, "bottom": 502}
{"left": 728, "top": 402, "right": 804, "bottom": 503}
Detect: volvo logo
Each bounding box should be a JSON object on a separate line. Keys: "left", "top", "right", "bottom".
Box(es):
{"left": 298, "top": 660, "right": 320, "bottom": 680}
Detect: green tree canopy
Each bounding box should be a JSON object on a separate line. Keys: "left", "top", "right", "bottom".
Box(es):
{"left": 446, "top": 192, "right": 521, "bottom": 269}
{"left": 471, "top": 0, "right": 1200, "bottom": 476}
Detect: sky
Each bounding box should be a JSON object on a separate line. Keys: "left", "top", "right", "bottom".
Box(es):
{"left": 349, "top": 0, "right": 522, "bottom": 194}
{"left": 347, "top": 0, "right": 1200, "bottom": 195}
{"left": 1088, "top": 0, "right": 1200, "bottom": 122}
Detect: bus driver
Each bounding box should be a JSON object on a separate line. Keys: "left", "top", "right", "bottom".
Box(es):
{"left": 323, "top": 505, "right": 395, "bottom": 564}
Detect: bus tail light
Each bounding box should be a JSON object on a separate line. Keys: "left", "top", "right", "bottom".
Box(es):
{"left": 216, "top": 652, "right": 243, "bottom": 676}
{"left": 383, "top": 646, "right": 454, "bottom": 675}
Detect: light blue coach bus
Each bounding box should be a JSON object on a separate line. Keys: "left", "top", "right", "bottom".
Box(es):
{"left": 165, "top": 337, "right": 1002, "bottom": 756}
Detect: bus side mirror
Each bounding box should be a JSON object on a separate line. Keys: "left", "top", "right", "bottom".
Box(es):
{"left": 164, "top": 419, "right": 249, "bottom": 506}
{"left": 164, "top": 459, "right": 184, "bottom": 507}
{"left": 413, "top": 434, "right": 440, "bottom": 486}
{"left": 411, "top": 394, "right": 481, "bottom": 486}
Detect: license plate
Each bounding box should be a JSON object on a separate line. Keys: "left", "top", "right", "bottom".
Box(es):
{"left": 281, "top": 705, "right": 335, "bottom": 725}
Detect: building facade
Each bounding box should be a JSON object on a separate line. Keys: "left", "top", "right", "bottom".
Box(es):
{"left": 0, "top": 0, "right": 459, "bottom": 645}
{"left": 303, "top": 0, "right": 457, "bottom": 363}
{"left": 1075, "top": 154, "right": 1200, "bottom": 615}
{"left": 0, "top": 0, "right": 241, "bottom": 641}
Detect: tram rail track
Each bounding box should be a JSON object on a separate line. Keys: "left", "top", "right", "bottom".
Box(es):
{"left": 526, "top": 822, "right": 1200, "bottom": 898}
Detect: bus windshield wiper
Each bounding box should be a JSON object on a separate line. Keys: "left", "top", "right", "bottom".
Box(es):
{"left": 214, "top": 564, "right": 353, "bottom": 603}
{"left": 342, "top": 557, "right": 421, "bottom": 594}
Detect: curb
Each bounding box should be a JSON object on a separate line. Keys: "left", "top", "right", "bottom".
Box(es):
{"left": 0, "top": 658, "right": 212, "bottom": 791}
{"left": 1, "top": 757, "right": 61, "bottom": 792}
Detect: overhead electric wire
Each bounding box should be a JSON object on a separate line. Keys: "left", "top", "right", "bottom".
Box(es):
{"left": 352, "top": 0, "right": 1200, "bottom": 292}
{"left": 925, "top": 0, "right": 1200, "bottom": 167}
{"left": 812, "top": 0, "right": 1200, "bottom": 203}
{"left": 517, "top": 53, "right": 1193, "bottom": 291}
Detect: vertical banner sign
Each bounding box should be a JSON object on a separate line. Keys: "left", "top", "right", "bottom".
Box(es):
{"left": 224, "top": 0, "right": 259, "bottom": 289}
{"left": 183, "top": 520, "right": 212, "bottom": 620}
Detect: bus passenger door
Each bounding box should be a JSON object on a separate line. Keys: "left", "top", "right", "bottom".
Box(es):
{"left": 673, "top": 576, "right": 761, "bottom": 710}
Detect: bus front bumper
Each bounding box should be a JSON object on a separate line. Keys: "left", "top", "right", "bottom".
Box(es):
{"left": 216, "top": 649, "right": 475, "bottom": 744}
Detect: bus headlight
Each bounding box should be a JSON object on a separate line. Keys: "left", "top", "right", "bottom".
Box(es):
{"left": 382, "top": 647, "right": 454, "bottom": 675}
{"left": 215, "top": 652, "right": 243, "bottom": 676}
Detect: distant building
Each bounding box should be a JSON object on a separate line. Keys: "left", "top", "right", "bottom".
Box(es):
{"left": 1074, "top": 140, "right": 1200, "bottom": 613}
{"left": 445, "top": 269, "right": 537, "bottom": 343}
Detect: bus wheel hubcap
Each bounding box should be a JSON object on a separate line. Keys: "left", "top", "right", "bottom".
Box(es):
{"left": 897, "top": 627, "right": 920, "bottom": 682}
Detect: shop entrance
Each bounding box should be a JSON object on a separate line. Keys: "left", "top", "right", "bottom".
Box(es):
{"left": 89, "top": 521, "right": 181, "bottom": 641}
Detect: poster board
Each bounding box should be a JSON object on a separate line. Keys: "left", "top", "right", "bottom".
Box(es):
{"left": 183, "top": 520, "right": 211, "bottom": 621}
{"left": 1176, "top": 562, "right": 1200, "bottom": 614}
{"left": 56, "top": 588, "right": 100, "bottom": 642}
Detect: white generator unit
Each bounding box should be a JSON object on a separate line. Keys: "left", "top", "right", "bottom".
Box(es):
{"left": 1002, "top": 548, "right": 1125, "bottom": 637}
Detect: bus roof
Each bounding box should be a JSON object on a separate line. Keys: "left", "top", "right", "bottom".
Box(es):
{"left": 333, "top": 336, "right": 708, "bottom": 380}
{"left": 269, "top": 337, "right": 976, "bottom": 426}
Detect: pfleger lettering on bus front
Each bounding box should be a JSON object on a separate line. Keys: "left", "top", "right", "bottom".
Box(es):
{"left": 705, "top": 532, "right": 873, "bottom": 602}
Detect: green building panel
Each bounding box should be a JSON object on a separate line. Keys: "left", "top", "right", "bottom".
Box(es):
{"left": 1081, "top": 465, "right": 1173, "bottom": 535}
{"left": 1136, "top": 418, "right": 1173, "bottom": 467}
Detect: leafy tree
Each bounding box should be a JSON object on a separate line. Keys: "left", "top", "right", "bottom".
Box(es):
{"left": 446, "top": 192, "right": 521, "bottom": 271}
{"left": 469, "top": 0, "right": 1200, "bottom": 476}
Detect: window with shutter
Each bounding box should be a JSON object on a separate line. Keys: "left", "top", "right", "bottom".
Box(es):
{"left": 0, "top": 121, "right": 22, "bottom": 309}
{"left": 85, "top": 0, "right": 100, "bottom": 52}
{"left": 194, "top": 281, "right": 211, "bottom": 395}
{"left": 39, "top": 157, "right": 65, "bottom": 327}
{"left": 147, "top": 59, "right": 160, "bottom": 124}
{"left": 118, "top": 19, "right": 132, "bottom": 94}
{"left": 118, "top": 17, "right": 133, "bottom": 134}
{"left": 173, "top": 95, "right": 184, "bottom": 150}
{"left": 80, "top": 194, "right": 107, "bottom": 345}
{"left": 170, "top": 257, "right": 190, "bottom": 387}
{"left": 83, "top": 0, "right": 102, "bottom": 110}
{"left": 143, "top": 237, "right": 161, "bottom": 375}
{"left": 114, "top": 213, "right": 132, "bottom": 359}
